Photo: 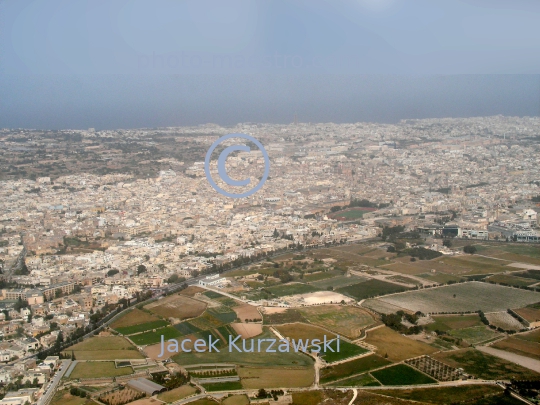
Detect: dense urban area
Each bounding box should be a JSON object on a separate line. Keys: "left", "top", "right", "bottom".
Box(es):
{"left": 1, "top": 115, "right": 540, "bottom": 405}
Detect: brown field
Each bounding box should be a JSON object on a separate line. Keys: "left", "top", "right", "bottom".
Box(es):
{"left": 439, "top": 256, "right": 509, "bottom": 275}
{"left": 179, "top": 286, "right": 206, "bottom": 297}
{"left": 298, "top": 305, "right": 375, "bottom": 339}
{"left": 379, "top": 262, "right": 430, "bottom": 275}
{"left": 145, "top": 294, "right": 207, "bottom": 320}
{"left": 233, "top": 303, "right": 261, "bottom": 322}
{"left": 514, "top": 307, "right": 540, "bottom": 323}
{"left": 482, "top": 250, "right": 540, "bottom": 265}
{"left": 124, "top": 398, "right": 163, "bottom": 405}
{"left": 493, "top": 336, "right": 540, "bottom": 361}
{"left": 516, "top": 328, "right": 540, "bottom": 342}
{"left": 276, "top": 323, "right": 336, "bottom": 341}
{"left": 157, "top": 385, "right": 197, "bottom": 403}
{"left": 111, "top": 308, "right": 160, "bottom": 329}
{"left": 100, "top": 387, "right": 142, "bottom": 405}
{"left": 364, "top": 326, "right": 437, "bottom": 362}
{"left": 238, "top": 367, "right": 314, "bottom": 388}
{"left": 231, "top": 323, "right": 263, "bottom": 339}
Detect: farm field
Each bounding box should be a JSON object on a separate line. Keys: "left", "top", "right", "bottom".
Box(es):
{"left": 157, "top": 385, "right": 197, "bottom": 403}
{"left": 423, "top": 314, "right": 483, "bottom": 333}
{"left": 320, "top": 340, "right": 368, "bottom": 363}
{"left": 69, "top": 361, "right": 133, "bottom": 379}
{"left": 376, "top": 385, "right": 504, "bottom": 404}
{"left": 371, "top": 364, "right": 437, "bottom": 386}
{"left": 439, "top": 255, "right": 510, "bottom": 275}
{"left": 201, "top": 381, "right": 243, "bottom": 392}
{"left": 448, "top": 325, "right": 502, "bottom": 345}
{"left": 486, "top": 274, "right": 538, "bottom": 287}
{"left": 319, "top": 354, "right": 392, "bottom": 384}
{"left": 514, "top": 306, "right": 540, "bottom": 324}
{"left": 222, "top": 395, "right": 250, "bottom": 405}
{"left": 303, "top": 270, "right": 340, "bottom": 282}
{"left": 266, "top": 283, "right": 319, "bottom": 297}
{"left": 276, "top": 323, "right": 336, "bottom": 342}
{"left": 145, "top": 294, "right": 207, "bottom": 320}
{"left": 50, "top": 390, "right": 92, "bottom": 405}
{"left": 361, "top": 299, "right": 407, "bottom": 315}
{"left": 515, "top": 328, "right": 540, "bottom": 342}
{"left": 328, "top": 372, "right": 380, "bottom": 387}
{"left": 376, "top": 282, "right": 540, "bottom": 313}
{"left": 129, "top": 326, "right": 182, "bottom": 346}
{"left": 417, "top": 272, "right": 464, "bottom": 284}
{"left": 262, "top": 309, "right": 307, "bottom": 324}
{"left": 364, "top": 327, "right": 437, "bottom": 362}
{"left": 63, "top": 336, "right": 144, "bottom": 360}
{"left": 298, "top": 305, "right": 375, "bottom": 339}
{"left": 114, "top": 320, "right": 169, "bottom": 335}
{"left": 433, "top": 348, "right": 540, "bottom": 380}
{"left": 337, "top": 279, "right": 410, "bottom": 300}
{"left": 110, "top": 308, "right": 161, "bottom": 329}
{"left": 485, "top": 312, "right": 525, "bottom": 331}
{"left": 233, "top": 303, "right": 261, "bottom": 322}
{"left": 179, "top": 286, "right": 206, "bottom": 296}
{"left": 171, "top": 329, "right": 314, "bottom": 368}
{"left": 238, "top": 367, "right": 314, "bottom": 388}
{"left": 493, "top": 334, "right": 540, "bottom": 361}
{"left": 310, "top": 274, "right": 367, "bottom": 290}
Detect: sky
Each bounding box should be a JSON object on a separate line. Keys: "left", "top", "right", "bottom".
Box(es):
{"left": 1, "top": 0, "right": 540, "bottom": 129}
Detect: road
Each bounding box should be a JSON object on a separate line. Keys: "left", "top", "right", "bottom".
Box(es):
{"left": 37, "top": 359, "right": 71, "bottom": 405}
{"left": 477, "top": 346, "right": 540, "bottom": 373}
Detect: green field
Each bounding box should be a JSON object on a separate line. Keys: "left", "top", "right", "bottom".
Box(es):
{"left": 486, "top": 274, "right": 538, "bottom": 287}
{"left": 201, "top": 381, "right": 243, "bottom": 391}
{"left": 172, "top": 329, "right": 314, "bottom": 368}
{"left": 63, "top": 336, "right": 144, "bottom": 360}
{"left": 371, "top": 364, "right": 437, "bottom": 386}
{"left": 331, "top": 209, "right": 372, "bottom": 219}
{"left": 69, "top": 361, "right": 133, "bottom": 379}
{"left": 310, "top": 274, "right": 367, "bottom": 290}
{"left": 376, "top": 385, "right": 504, "bottom": 404}
{"left": 320, "top": 340, "right": 368, "bottom": 363}
{"left": 320, "top": 354, "right": 392, "bottom": 384}
{"left": 434, "top": 348, "right": 540, "bottom": 380}
{"left": 303, "top": 270, "right": 339, "bottom": 282}
{"left": 266, "top": 283, "right": 320, "bottom": 297}
{"left": 114, "top": 320, "right": 169, "bottom": 335}
{"left": 129, "top": 326, "right": 182, "bottom": 345}
{"left": 424, "top": 314, "right": 483, "bottom": 333}
{"left": 448, "top": 325, "right": 501, "bottom": 345}
{"left": 337, "top": 279, "right": 410, "bottom": 300}
{"left": 204, "top": 291, "right": 225, "bottom": 299}
{"left": 329, "top": 372, "right": 380, "bottom": 387}
{"left": 262, "top": 309, "right": 307, "bottom": 325}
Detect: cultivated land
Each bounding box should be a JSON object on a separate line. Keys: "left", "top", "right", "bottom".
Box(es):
{"left": 376, "top": 282, "right": 540, "bottom": 313}
{"left": 338, "top": 279, "right": 410, "bottom": 300}
{"left": 69, "top": 361, "right": 134, "bottom": 379}
{"left": 129, "top": 326, "right": 182, "bottom": 345}
{"left": 423, "top": 314, "right": 483, "bottom": 332}
{"left": 298, "top": 305, "right": 375, "bottom": 339}
{"left": 376, "top": 385, "right": 504, "bottom": 404}
{"left": 110, "top": 308, "right": 161, "bottom": 328}
{"left": 319, "top": 354, "right": 392, "bottom": 384}
{"left": 448, "top": 326, "right": 501, "bottom": 345}
{"left": 262, "top": 308, "right": 307, "bottom": 324}
{"left": 514, "top": 306, "right": 540, "bottom": 324}
{"left": 237, "top": 367, "right": 314, "bottom": 388}
{"left": 171, "top": 329, "right": 314, "bottom": 368}
{"left": 233, "top": 303, "right": 261, "bottom": 322}
{"left": 222, "top": 395, "right": 250, "bottom": 405}
{"left": 310, "top": 274, "right": 367, "bottom": 290}
{"left": 433, "top": 348, "right": 540, "bottom": 380}
{"left": 157, "top": 385, "right": 197, "bottom": 403}
{"left": 328, "top": 372, "right": 380, "bottom": 387}
{"left": 320, "top": 340, "right": 369, "bottom": 363}
{"left": 145, "top": 293, "right": 207, "bottom": 320}
{"left": 266, "top": 283, "right": 319, "bottom": 297}
{"left": 371, "top": 364, "right": 437, "bottom": 386}
{"left": 51, "top": 390, "right": 92, "bottom": 405}
{"left": 364, "top": 327, "right": 437, "bottom": 362}
{"left": 276, "top": 323, "right": 336, "bottom": 341}
{"left": 63, "top": 336, "right": 144, "bottom": 360}
{"left": 485, "top": 312, "right": 525, "bottom": 331}
{"left": 493, "top": 330, "right": 540, "bottom": 361}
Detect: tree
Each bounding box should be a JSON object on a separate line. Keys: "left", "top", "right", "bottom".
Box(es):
{"left": 257, "top": 389, "right": 268, "bottom": 399}
{"left": 442, "top": 239, "right": 452, "bottom": 248}
{"left": 137, "top": 264, "right": 147, "bottom": 275}
{"left": 463, "top": 245, "right": 477, "bottom": 254}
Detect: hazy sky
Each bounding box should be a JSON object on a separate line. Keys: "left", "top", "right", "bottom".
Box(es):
{"left": 1, "top": 1, "right": 540, "bottom": 129}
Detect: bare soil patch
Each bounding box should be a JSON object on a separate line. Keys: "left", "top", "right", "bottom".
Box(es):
{"left": 233, "top": 303, "right": 260, "bottom": 322}
{"left": 145, "top": 294, "right": 206, "bottom": 320}
{"left": 111, "top": 308, "right": 160, "bottom": 329}
{"left": 231, "top": 323, "right": 263, "bottom": 339}
{"left": 179, "top": 286, "right": 206, "bottom": 297}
